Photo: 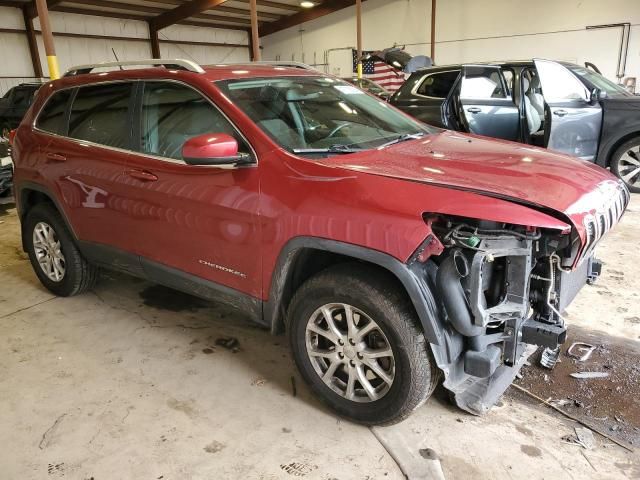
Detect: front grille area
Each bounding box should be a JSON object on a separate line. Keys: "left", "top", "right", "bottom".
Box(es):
{"left": 580, "top": 184, "right": 630, "bottom": 262}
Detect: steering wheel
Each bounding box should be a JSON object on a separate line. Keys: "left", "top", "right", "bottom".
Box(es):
{"left": 327, "top": 122, "right": 350, "bottom": 138}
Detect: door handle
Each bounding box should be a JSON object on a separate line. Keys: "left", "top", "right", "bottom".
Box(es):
{"left": 126, "top": 169, "right": 158, "bottom": 182}
{"left": 45, "top": 152, "right": 66, "bottom": 162}
{"left": 466, "top": 107, "right": 481, "bottom": 114}
{"left": 553, "top": 109, "right": 568, "bottom": 117}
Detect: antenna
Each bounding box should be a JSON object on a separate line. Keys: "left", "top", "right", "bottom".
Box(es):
{"left": 111, "top": 48, "right": 124, "bottom": 70}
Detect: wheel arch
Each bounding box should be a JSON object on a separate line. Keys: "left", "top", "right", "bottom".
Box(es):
{"left": 265, "top": 237, "right": 444, "bottom": 346}
{"left": 599, "top": 130, "right": 640, "bottom": 168}
{"left": 17, "top": 183, "right": 78, "bottom": 251}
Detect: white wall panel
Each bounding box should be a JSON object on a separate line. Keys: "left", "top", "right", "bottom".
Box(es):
{"left": 0, "top": 9, "right": 248, "bottom": 94}
{"left": 262, "top": 0, "right": 640, "bottom": 84}
{"left": 0, "top": 6, "right": 24, "bottom": 29}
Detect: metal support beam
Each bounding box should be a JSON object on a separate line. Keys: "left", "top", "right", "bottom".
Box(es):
{"left": 151, "top": 0, "right": 230, "bottom": 31}
{"left": 25, "top": 0, "right": 63, "bottom": 19}
{"left": 22, "top": 6, "right": 43, "bottom": 78}
{"left": 249, "top": 0, "right": 260, "bottom": 60}
{"left": 234, "top": 0, "right": 301, "bottom": 12}
{"left": 149, "top": 23, "right": 161, "bottom": 59}
{"left": 260, "top": 0, "right": 366, "bottom": 37}
{"left": 430, "top": 0, "right": 436, "bottom": 61}
{"left": 355, "top": 0, "right": 362, "bottom": 78}
{"left": 35, "top": 0, "right": 60, "bottom": 79}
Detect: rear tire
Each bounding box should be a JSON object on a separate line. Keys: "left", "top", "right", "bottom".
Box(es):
{"left": 611, "top": 137, "right": 640, "bottom": 193}
{"left": 288, "top": 263, "right": 438, "bottom": 426}
{"left": 24, "top": 203, "right": 99, "bottom": 296}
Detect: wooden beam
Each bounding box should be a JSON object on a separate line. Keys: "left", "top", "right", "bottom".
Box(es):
{"left": 260, "top": 0, "right": 365, "bottom": 37}
{"left": 62, "top": 0, "right": 252, "bottom": 26}
{"left": 430, "top": 0, "right": 436, "bottom": 60}
{"left": 249, "top": 0, "right": 260, "bottom": 60}
{"left": 25, "top": 0, "right": 63, "bottom": 19}
{"left": 151, "top": 0, "right": 231, "bottom": 31}
{"left": 149, "top": 23, "right": 161, "bottom": 59}
{"left": 234, "top": 0, "right": 301, "bottom": 12}
{"left": 22, "top": 6, "right": 43, "bottom": 77}
{"left": 0, "top": 26, "right": 247, "bottom": 48}
{"left": 46, "top": 6, "right": 249, "bottom": 31}
{"left": 355, "top": 0, "right": 361, "bottom": 78}
{"left": 149, "top": 0, "right": 282, "bottom": 20}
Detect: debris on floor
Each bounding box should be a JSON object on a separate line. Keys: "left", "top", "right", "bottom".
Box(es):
{"left": 567, "top": 342, "right": 596, "bottom": 362}
{"left": 561, "top": 427, "right": 596, "bottom": 449}
{"left": 514, "top": 325, "right": 640, "bottom": 449}
{"left": 570, "top": 372, "right": 610, "bottom": 379}
{"left": 540, "top": 346, "right": 560, "bottom": 369}
{"left": 215, "top": 337, "right": 239, "bottom": 353}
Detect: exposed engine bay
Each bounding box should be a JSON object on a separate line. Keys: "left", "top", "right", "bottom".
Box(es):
{"left": 424, "top": 216, "right": 602, "bottom": 415}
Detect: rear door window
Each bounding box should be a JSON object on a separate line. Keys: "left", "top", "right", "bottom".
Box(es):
{"left": 416, "top": 71, "right": 460, "bottom": 98}
{"left": 36, "top": 89, "right": 73, "bottom": 136}
{"left": 460, "top": 67, "right": 508, "bottom": 99}
{"left": 68, "top": 82, "right": 133, "bottom": 149}
{"left": 138, "top": 81, "right": 250, "bottom": 161}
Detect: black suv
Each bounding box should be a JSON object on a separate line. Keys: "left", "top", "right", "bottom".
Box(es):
{"left": 390, "top": 59, "right": 640, "bottom": 192}
{"left": 0, "top": 83, "right": 41, "bottom": 138}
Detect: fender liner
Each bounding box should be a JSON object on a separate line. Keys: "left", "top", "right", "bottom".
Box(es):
{"left": 264, "top": 237, "right": 445, "bottom": 345}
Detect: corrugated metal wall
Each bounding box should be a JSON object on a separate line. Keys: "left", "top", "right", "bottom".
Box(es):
{"left": 0, "top": 6, "right": 249, "bottom": 94}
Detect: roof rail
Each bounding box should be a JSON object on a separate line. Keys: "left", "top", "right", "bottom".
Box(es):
{"left": 64, "top": 59, "right": 205, "bottom": 77}
{"left": 250, "top": 61, "right": 320, "bottom": 72}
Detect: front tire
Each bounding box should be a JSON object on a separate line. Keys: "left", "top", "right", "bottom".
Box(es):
{"left": 611, "top": 137, "right": 640, "bottom": 193}
{"left": 288, "top": 263, "right": 438, "bottom": 426}
{"left": 24, "top": 203, "right": 99, "bottom": 296}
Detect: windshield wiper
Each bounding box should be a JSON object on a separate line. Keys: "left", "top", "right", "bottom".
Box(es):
{"left": 377, "top": 132, "right": 426, "bottom": 149}
{"left": 292, "top": 144, "right": 364, "bottom": 155}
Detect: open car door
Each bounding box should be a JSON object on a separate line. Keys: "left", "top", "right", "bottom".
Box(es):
{"left": 451, "top": 65, "right": 519, "bottom": 141}
{"left": 533, "top": 59, "right": 602, "bottom": 160}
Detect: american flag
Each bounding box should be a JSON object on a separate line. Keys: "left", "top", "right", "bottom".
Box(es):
{"left": 352, "top": 49, "right": 406, "bottom": 92}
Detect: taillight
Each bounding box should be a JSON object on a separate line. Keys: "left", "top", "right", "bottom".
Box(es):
{"left": 8, "top": 129, "right": 17, "bottom": 146}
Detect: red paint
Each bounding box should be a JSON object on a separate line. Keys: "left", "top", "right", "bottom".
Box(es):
{"left": 12, "top": 65, "right": 627, "bottom": 303}
{"left": 182, "top": 133, "right": 239, "bottom": 161}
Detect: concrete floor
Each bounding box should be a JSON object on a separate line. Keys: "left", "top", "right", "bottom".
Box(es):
{"left": 1, "top": 197, "right": 639, "bottom": 480}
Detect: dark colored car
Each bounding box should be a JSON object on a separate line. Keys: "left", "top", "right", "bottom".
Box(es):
{"left": 0, "top": 83, "right": 41, "bottom": 137}
{"left": 390, "top": 59, "right": 640, "bottom": 192}
{"left": 0, "top": 140, "right": 12, "bottom": 199}
{"left": 342, "top": 77, "right": 391, "bottom": 100}
{"left": 11, "top": 59, "right": 628, "bottom": 425}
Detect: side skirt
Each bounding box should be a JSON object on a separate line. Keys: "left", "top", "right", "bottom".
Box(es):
{"left": 78, "top": 241, "right": 265, "bottom": 326}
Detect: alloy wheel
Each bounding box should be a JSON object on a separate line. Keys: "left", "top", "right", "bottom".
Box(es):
{"left": 617, "top": 145, "right": 640, "bottom": 188}
{"left": 305, "top": 303, "right": 395, "bottom": 403}
{"left": 32, "top": 221, "right": 66, "bottom": 282}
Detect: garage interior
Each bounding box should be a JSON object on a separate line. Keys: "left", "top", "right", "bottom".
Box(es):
{"left": 1, "top": 0, "right": 639, "bottom": 479}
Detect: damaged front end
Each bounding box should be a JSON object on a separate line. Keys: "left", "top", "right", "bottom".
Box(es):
{"left": 420, "top": 212, "right": 612, "bottom": 415}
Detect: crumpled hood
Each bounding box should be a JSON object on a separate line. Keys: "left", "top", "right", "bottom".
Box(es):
{"left": 317, "top": 131, "right": 625, "bottom": 225}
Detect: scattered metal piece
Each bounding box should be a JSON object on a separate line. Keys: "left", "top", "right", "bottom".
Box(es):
{"left": 511, "top": 384, "right": 634, "bottom": 453}
{"left": 290, "top": 375, "right": 297, "bottom": 397}
{"left": 540, "top": 346, "right": 561, "bottom": 369}
{"left": 567, "top": 342, "right": 596, "bottom": 361}
{"left": 575, "top": 427, "right": 596, "bottom": 449}
{"left": 570, "top": 372, "right": 610, "bottom": 379}
{"left": 215, "top": 337, "right": 239, "bottom": 353}
{"left": 549, "top": 398, "right": 572, "bottom": 408}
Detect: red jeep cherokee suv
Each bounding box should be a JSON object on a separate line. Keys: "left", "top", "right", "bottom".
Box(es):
{"left": 11, "top": 59, "right": 629, "bottom": 425}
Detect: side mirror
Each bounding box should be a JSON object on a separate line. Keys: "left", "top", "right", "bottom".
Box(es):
{"left": 589, "top": 87, "right": 605, "bottom": 105}
{"left": 182, "top": 133, "right": 252, "bottom": 166}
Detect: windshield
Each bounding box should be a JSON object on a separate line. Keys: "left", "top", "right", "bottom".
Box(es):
{"left": 570, "top": 67, "right": 632, "bottom": 97}
{"left": 216, "top": 76, "right": 431, "bottom": 154}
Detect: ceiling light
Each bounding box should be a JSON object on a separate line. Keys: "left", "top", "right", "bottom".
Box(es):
{"left": 300, "top": 1, "right": 315, "bottom": 7}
